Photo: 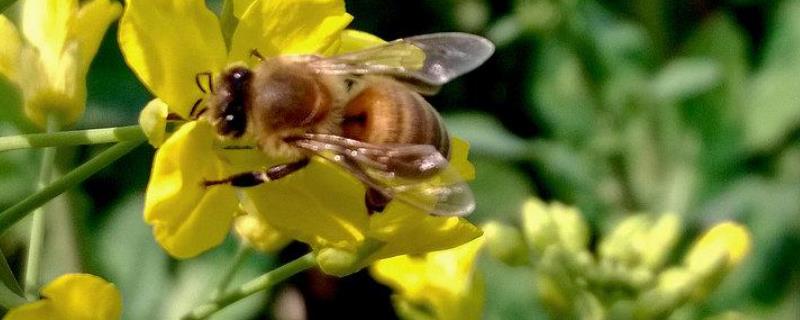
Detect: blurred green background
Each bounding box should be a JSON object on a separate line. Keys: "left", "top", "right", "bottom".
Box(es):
{"left": 1, "top": 0, "right": 799, "bottom": 319}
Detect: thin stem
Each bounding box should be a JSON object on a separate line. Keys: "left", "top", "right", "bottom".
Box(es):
{"left": 0, "top": 125, "right": 144, "bottom": 152}
{"left": 211, "top": 244, "right": 253, "bottom": 299}
{"left": 0, "top": 140, "right": 144, "bottom": 235}
{"left": 24, "top": 116, "right": 60, "bottom": 299}
{"left": 182, "top": 253, "right": 316, "bottom": 320}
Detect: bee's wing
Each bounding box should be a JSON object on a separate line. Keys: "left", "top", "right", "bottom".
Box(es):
{"left": 309, "top": 32, "right": 494, "bottom": 93}
{"left": 291, "top": 134, "right": 475, "bottom": 217}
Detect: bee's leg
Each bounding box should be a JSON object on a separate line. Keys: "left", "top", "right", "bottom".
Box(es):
{"left": 365, "top": 187, "right": 392, "bottom": 216}
{"left": 250, "top": 49, "right": 265, "bottom": 62}
{"left": 203, "top": 158, "right": 310, "bottom": 187}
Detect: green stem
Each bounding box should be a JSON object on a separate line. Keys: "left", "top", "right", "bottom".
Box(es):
{"left": 0, "top": 140, "right": 144, "bottom": 235}
{"left": 211, "top": 245, "right": 253, "bottom": 299}
{"left": 24, "top": 117, "right": 60, "bottom": 299}
{"left": 0, "top": 125, "right": 144, "bottom": 152}
{"left": 182, "top": 253, "right": 316, "bottom": 320}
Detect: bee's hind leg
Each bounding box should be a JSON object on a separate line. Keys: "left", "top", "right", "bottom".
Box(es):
{"left": 203, "top": 158, "right": 310, "bottom": 187}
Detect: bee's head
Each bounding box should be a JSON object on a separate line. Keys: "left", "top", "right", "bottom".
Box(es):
{"left": 210, "top": 66, "right": 252, "bottom": 138}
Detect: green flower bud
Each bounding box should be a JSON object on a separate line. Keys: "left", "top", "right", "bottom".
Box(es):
{"left": 521, "top": 199, "right": 558, "bottom": 254}
{"left": 550, "top": 202, "right": 590, "bottom": 253}
{"left": 316, "top": 247, "right": 360, "bottom": 277}
{"left": 482, "top": 221, "right": 529, "bottom": 266}
{"left": 599, "top": 215, "right": 650, "bottom": 265}
{"left": 640, "top": 213, "right": 682, "bottom": 270}
{"left": 138, "top": 99, "right": 169, "bottom": 147}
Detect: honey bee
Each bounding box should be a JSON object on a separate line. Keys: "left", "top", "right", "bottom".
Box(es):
{"left": 197, "top": 33, "right": 494, "bottom": 216}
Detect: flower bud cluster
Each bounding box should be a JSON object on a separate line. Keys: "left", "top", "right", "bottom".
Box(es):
{"left": 483, "top": 198, "right": 751, "bottom": 319}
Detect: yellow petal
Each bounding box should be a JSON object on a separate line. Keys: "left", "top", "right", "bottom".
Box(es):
{"left": 42, "top": 274, "right": 121, "bottom": 320}
{"left": 331, "top": 29, "right": 385, "bottom": 55}
{"left": 244, "top": 158, "right": 370, "bottom": 249}
{"left": 20, "top": 42, "right": 86, "bottom": 126}
{"left": 228, "top": 0, "right": 353, "bottom": 62}
{"left": 118, "top": 0, "right": 226, "bottom": 117}
{"left": 21, "top": 0, "right": 77, "bottom": 69}
{"left": 144, "top": 121, "right": 239, "bottom": 258}
{"left": 368, "top": 202, "right": 483, "bottom": 260}
{"left": 3, "top": 301, "right": 53, "bottom": 320}
{"left": 234, "top": 198, "right": 292, "bottom": 253}
{"left": 449, "top": 138, "right": 475, "bottom": 180}
{"left": 0, "top": 15, "right": 22, "bottom": 83}
{"left": 232, "top": 0, "right": 256, "bottom": 18}
{"left": 70, "top": 0, "right": 122, "bottom": 69}
{"left": 371, "top": 236, "right": 485, "bottom": 320}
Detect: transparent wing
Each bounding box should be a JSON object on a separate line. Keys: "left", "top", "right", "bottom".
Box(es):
{"left": 290, "top": 133, "right": 475, "bottom": 217}
{"left": 310, "top": 32, "right": 494, "bottom": 88}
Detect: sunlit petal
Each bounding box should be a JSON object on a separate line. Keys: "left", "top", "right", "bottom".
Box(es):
{"left": 369, "top": 202, "right": 483, "bottom": 259}
{"left": 0, "top": 15, "right": 22, "bottom": 83}
{"left": 334, "top": 29, "right": 385, "bottom": 54}
{"left": 229, "top": 0, "right": 352, "bottom": 62}
{"left": 118, "top": 0, "right": 226, "bottom": 117}
{"left": 3, "top": 301, "right": 53, "bottom": 320}
{"left": 4, "top": 274, "right": 122, "bottom": 320}
{"left": 21, "top": 0, "right": 77, "bottom": 69}
{"left": 371, "top": 236, "right": 485, "bottom": 320}
{"left": 244, "top": 158, "right": 370, "bottom": 249}
{"left": 144, "top": 121, "right": 239, "bottom": 258}
{"left": 43, "top": 274, "right": 122, "bottom": 320}
{"left": 70, "top": 0, "right": 122, "bottom": 69}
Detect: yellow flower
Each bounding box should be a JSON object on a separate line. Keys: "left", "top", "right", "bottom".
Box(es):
{"left": 0, "top": 0, "right": 121, "bottom": 126}
{"left": 371, "top": 236, "right": 485, "bottom": 320}
{"left": 3, "top": 274, "right": 122, "bottom": 320}
{"left": 120, "top": 0, "right": 480, "bottom": 270}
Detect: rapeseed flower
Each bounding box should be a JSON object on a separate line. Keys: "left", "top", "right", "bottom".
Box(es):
{"left": 0, "top": 0, "right": 120, "bottom": 126}
{"left": 3, "top": 274, "right": 121, "bottom": 320}
{"left": 120, "top": 0, "right": 480, "bottom": 274}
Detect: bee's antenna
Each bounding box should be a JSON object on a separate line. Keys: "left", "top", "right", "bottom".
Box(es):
{"left": 250, "top": 49, "right": 265, "bottom": 62}
{"left": 195, "top": 72, "right": 214, "bottom": 94}
{"left": 189, "top": 98, "right": 203, "bottom": 119}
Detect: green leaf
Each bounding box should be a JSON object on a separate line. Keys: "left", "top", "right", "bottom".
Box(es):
{"left": 743, "top": 0, "right": 800, "bottom": 151}
{"left": 651, "top": 58, "right": 721, "bottom": 102}
{"left": 95, "top": 195, "right": 171, "bottom": 320}
{"left": 159, "top": 240, "right": 274, "bottom": 320}
{"left": 0, "top": 248, "right": 22, "bottom": 297}
{"left": 444, "top": 113, "right": 529, "bottom": 161}
{"left": 470, "top": 158, "right": 533, "bottom": 221}
{"left": 680, "top": 13, "right": 750, "bottom": 199}
{"left": 480, "top": 255, "right": 548, "bottom": 320}
{"left": 528, "top": 39, "right": 597, "bottom": 144}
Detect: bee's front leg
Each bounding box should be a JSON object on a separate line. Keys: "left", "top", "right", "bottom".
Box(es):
{"left": 203, "top": 158, "right": 310, "bottom": 187}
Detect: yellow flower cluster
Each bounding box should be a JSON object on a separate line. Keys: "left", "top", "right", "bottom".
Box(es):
{"left": 484, "top": 198, "right": 752, "bottom": 319}
{"left": 120, "top": 0, "right": 481, "bottom": 275}
{"left": 0, "top": 0, "right": 120, "bottom": 126}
